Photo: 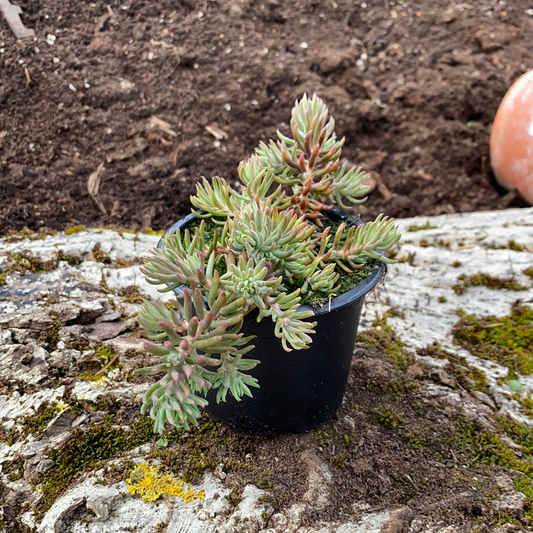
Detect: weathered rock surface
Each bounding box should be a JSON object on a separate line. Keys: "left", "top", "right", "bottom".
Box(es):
{"left": 1, "top": 208, "right": 532, "bottom": 533}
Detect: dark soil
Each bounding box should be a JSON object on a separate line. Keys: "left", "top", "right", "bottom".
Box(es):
{"left": 1, "top": 1, "right": 532, "bottom": 235}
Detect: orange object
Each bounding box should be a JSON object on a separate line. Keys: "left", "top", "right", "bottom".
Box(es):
{"left": 490, "top": 69, "right": 533, "bottom": 205}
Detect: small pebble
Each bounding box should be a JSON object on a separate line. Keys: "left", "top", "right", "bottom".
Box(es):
{"left": 224, "top": 103, "right": 231, "bottom": 112}
{"left": 53, "top": 57, "right": 60, "bottom": 64}
{"left": 68, "top": 83, "right": 77, "bottom": 92}
{"left": 46, "top": 34, "right": 56, "bottom": 46}
{"left": 300, "top": 42, "right": 308, "bottom": 49}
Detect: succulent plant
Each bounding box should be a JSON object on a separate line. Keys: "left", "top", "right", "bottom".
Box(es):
{"left": 138, "top": 94, "right": 401, "bottom": 434}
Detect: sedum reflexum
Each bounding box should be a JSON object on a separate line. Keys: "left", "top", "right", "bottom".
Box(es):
{"left": 138, "top": 94, "right": 401, "bottom": 433}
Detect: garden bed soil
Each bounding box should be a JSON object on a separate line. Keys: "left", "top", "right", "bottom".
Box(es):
{"left": 1, "top": 0, "right": 532, "bottom": 235}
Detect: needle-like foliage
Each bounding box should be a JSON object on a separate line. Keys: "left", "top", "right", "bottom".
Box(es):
{"left": 138, "top": 94, "right": 401, "bottom": 433}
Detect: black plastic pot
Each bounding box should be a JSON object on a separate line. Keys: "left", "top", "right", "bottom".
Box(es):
{"left": 158, "top": 210, "right": 386, "bottom": 435}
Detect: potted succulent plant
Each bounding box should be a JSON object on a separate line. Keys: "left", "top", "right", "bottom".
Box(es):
{"left": 137, "top": 95, "right": 401, "bottom": 435}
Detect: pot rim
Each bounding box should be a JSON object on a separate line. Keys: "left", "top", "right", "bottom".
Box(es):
{"left": 157, "top": 209, "right": 387, "bottom": 315}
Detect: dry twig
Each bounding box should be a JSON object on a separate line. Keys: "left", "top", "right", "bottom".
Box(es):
{"left": 87, "top": 161, "right": 107, "bottom": 215}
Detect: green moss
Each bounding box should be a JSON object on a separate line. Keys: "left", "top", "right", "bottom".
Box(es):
{"left": 21, "top": 402, "right": 59, "bottom": 435}
{"left": 511, "top": 393, "right": 533, "bottom": 418}
{"left": 513, "top": 477, "right": 533, "bottom": 523}
{"left": 452, "top": 261, "right": 462, "bottom": 268}
{"left": 407, "top": 221, "right": 437, "bottom": 232}
{"left": 373, "top": 407, "right": 403, "bottom": 429}
{"left": 452, "top": 284, "right": 466, "bottom": 296}
{"left": 2, "top": 459, "right": 24, "bottom": 481}
{"left": 9, "top": 251, "right": 59, "bottom": 274}
{"left": 0, "top": 272, "right": 5, "bottom": 285}
{"left": 397, "top": 251, "right": 416, "bottom": 266}
{"left": 491, "top": 240, "right": 526, "bottom": 252}
{"left": 226, "top": 487, "right": 243, "bottom": 507}
{"left": 118, "top": 285, "right": 144, "bottom": 304}
{"left": 358, "top": 313, "right": 415, "bottom": 371}
{"left": 58, "top": 250, "right": 82, "bottom": 266}
{"left": 452, "top": 304, "right": 533, "bottom": 377}
{"left": 36, "top": 414, "right": 156, "bottom": 519}
{"left": 92, "top": 242, "right": 111, "bottom": 263}
{"left": 76, "top": 344, "right": 120, "bottom": 378}
{"left": 416, "top": 343, "right": 489, "bottom": 392}
{"left": 4, "top": 227, "right": 57, "bottom": 242}
{"left": 450, "top": 417, "right": 533, "bottom": 522}
{"left": 416, "top": 238, "right": 450, "bottom": 248}
{"left": 507, "top": 240, "right": 525, "bottom": 252}
{"left": 115, "top": 258, "right": 143, "bottom": 268}
{"left": 438, "top": 296, "right": 447, "bottom": 303}
{"left": 38, "top": 320, "right": 62, "bottom": 351}
{"left": 151, "top": 418, "right": 255, "bottom": 483}
{"left": 64, "top": 225, "right": 86, "bottom": 235}
{"left": 524, "top": 267, "right": 533, "bottom": 278}
{"left": 454, "top": 273, "right": 528, "bottom": 293}
{"left": 257, "top": 467, "right": 274, "bottom": 489}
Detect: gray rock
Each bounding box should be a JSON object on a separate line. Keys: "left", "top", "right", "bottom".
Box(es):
{"left": 491, "top": 492, "right": 527, "bottom": 516}
{"left": 218, "top": 485, "right": 270, "bottom": 533}
{"left": 1, "top": 209, "right": 533, "bottom": 533}
{"left": 82, "top": 320, "right": 128, "bottom": 341}
{"left": 47, "top": 349, "right": 80, "bottom": 371}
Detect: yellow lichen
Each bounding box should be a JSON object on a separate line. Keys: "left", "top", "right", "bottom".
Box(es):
{"left": 126, "top": 462, "right": 205, "bottom": 503}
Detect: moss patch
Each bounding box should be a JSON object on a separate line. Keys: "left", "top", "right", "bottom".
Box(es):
{"left": 407, "top": 221, "right": 437, "bottom": 232}
{"left": 452, "top": 304, "right": 533, "bottom": 377}
{"left": 4, "top": 227, "right": 57, "bottom": 242}
{"left": 8, "top": 251, "right": 59, "bottom": 274}
{"left": 357, "top": 311, "right": 414, "bottom": 371}
{"left": 453, "top": 273, "right": 528, "bottom": 295}
{"left": 451, "top": 418, "right": 533, "bottom": 523}
{"left": 64, "top": 225, "right": 86, "bottom": 235}
{"left": 34, "top": 406, "right": 255, "bottom": 520}
{"left": 35, "top": 410, "right": 155, "bottom": 519}
{"left": 77, "top": 344, "right": 121, "bottom": 378}
{"left": 21, "top": 402, "right": 60, "bottom": 436}
{"left": 118, "top": 285, "right": 144, "bottom": 304}
{"left": 150, "top": 417, "right": 255, "bottom": 483}
{"left": 416, "top": 342, "right": 489, "bottom": 393}
{"left": 38, "top": 320, "right": 62, "bottom": 351}
{"left": 92, "top": 243, "right": 111, "bottom": 264}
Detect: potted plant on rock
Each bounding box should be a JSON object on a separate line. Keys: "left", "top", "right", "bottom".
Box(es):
{"left": 137, "top": 94, "right": 401, "bottom": 435}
